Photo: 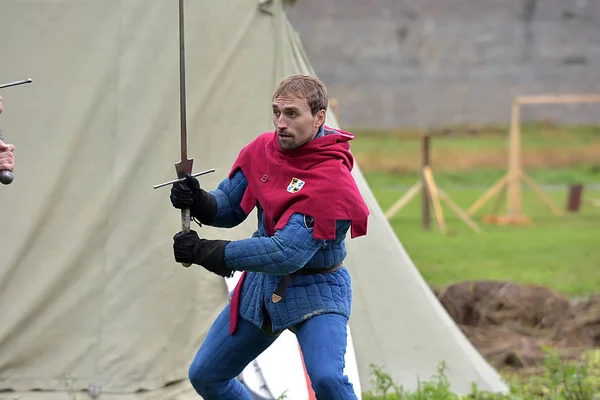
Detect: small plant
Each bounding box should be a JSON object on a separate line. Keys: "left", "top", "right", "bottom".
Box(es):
{"left": 366, "top": 363, "right": 403, "bottom": 398}
{"left": 363, "top": 362, "right": 463, "bottom": 399}
{"left": 504, "top": 347, "right": 599, "bottom": 399}
{"left": 363, "top": 348, "right": 600, "bottom": 399}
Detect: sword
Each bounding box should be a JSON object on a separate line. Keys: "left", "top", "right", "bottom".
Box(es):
{"left": 0, "top": 78, "right": 33, "bottom": 185}
{"left": 0, "top": 79, "right": 32, "bottom": 89}
{"left": 153, "top": 0, "right": 214, "bottom": 267}
{"left": 174, "top": 0, "right": 193, "bottom": 268}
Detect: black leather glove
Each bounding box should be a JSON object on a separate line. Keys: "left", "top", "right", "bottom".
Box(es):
{"left": 173, "top": 230, "right": 234, "bottom": 278}
{"left": 170, "top": 174, "right": 218, "bottom": 224}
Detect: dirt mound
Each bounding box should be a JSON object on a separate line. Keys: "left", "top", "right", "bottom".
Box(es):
{"left": 432, "top": 281, "right": 600, "bottom": 373}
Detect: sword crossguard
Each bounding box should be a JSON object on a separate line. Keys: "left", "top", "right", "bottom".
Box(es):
{"left": 152, "top": 168, "right": 216, "bottom": 189}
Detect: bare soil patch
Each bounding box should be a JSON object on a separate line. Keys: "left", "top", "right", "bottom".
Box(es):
{"left": 431, "top": 281, "right": 600, "bottom": 375}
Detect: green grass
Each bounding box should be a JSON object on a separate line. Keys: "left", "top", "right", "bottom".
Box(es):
{"left": 366, "top": 174, "right": 600, "bottom": 297}
{"left": 348, "top": 124, "right": 600, "bottom": 298}
{"left": 351, "top": 123, "right": 600, "bottom": 153}
{"left": 363, "top": 166, "right": 600, "bottom": 187}
{"left": 350, "top": 123, "right": 600, "bottom": 184}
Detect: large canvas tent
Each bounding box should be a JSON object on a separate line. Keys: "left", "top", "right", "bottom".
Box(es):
{"left": 0, "top": 0, "right": 508, "bottom": 398}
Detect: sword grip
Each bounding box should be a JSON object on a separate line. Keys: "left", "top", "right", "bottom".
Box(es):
{"left": 0, "top": 127, "right": 14, "bottom": 185}
{"left": 180, "top": 208, "right": 191, "bottom": 268}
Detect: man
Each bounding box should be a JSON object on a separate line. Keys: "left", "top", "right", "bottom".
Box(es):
{"left": 170, "top": 74, "right": 370, "bottom": 399}
{"left": 0, "top": 94, "right": 16, "bottom": 177}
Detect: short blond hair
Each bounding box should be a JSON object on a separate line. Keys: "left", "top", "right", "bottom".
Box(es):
{"left": 273, "top": 74, "right": 328, "bottom": 116}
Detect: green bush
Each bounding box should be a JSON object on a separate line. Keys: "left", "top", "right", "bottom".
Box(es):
{"left": 363, "top": 348, "right": 600, "bottom": 399}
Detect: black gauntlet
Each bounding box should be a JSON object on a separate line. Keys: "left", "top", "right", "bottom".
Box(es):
{"left": 170, "top": 174, "right": 218, "bottom": 224}
{"left": 173, "top": 231, "right": 234, "bottom": 278}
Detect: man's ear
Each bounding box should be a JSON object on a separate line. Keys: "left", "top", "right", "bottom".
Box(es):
{"left": 316, "top": 109, "right": 326, "bottom": 127}
{"left": 314, "top": 110, "right": 326, "bottom": 130}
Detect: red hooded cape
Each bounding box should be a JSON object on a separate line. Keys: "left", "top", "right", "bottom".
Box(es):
{"left": 227, "top": 126, "right": 370, "bottom": 334}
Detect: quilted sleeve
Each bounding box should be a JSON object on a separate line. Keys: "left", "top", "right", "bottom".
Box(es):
{"left": 207, "top": 168, "right": 250, "bottom": 228}
{"left": 223, "top": 213, "right": 332, "bottom": 275}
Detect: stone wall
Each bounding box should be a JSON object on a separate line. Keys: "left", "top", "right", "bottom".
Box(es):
{"left": 286, "top": 0, "right": 600, "bottom": 129}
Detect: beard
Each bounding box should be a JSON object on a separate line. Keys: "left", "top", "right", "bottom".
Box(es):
{"left": 277, "top": 125, "right": 318, "bottom": 150}
{"left": 277, "top": 130, "right": 302, "bottom": 150}
{"left": 278, "top": 135, "right": 298, "bottom": 150}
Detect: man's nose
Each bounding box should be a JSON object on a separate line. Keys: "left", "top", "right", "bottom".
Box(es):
{"left": 276, "top": 116, "right": 287, "bottom": 129}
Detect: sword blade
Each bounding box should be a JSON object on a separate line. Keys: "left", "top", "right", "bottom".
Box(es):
{"left": 177, "top": 0, "right": 190, "bottom": 168}
{"left": 174, "top": 0, "right": 193, "bottom": 267}
{"left": 0, "top": 79, "right": 32, "bottom": 89}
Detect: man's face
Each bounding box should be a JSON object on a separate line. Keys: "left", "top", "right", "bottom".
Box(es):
{"left": 272, "top": 94, "right": 325, "bottom": 150}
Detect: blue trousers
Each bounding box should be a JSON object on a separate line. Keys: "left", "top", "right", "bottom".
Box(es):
{"left": 188, "top": 303, "right": 358, "bottom": 399}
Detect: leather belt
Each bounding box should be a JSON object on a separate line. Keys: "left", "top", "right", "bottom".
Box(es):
{"left": 271, "top": 263, "right": 344, "bottom": 303}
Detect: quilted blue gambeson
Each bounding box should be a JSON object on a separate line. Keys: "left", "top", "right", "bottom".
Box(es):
{"left": 207, "top": 168, "right": 352, "bottom": 333}
{"left": 203, "top": 130, "right": 353, "bottom": 333}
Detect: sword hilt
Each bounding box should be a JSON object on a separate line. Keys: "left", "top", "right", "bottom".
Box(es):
{"left": 156, "top": 167, "right": 215, "bottom": 268}
{"left": 181, "top": 208, "right": 191, "bottom": 268}
{"left": 0, "top": 127, "right": 14, "bottom": 185}
{"left": 175, "top": 160, "right": 194, "bottom": 268}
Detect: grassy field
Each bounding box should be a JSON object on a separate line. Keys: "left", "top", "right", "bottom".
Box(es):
{"left": 351, "top": 122, "right": 600, "bottom": 185}
{"left": 350, "top": 123, "right": 600, "bottom": 297}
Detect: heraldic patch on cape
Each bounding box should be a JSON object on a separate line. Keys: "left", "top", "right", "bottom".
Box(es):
{"left": 227, "top": 126, "right": 370, "bottom": 241}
